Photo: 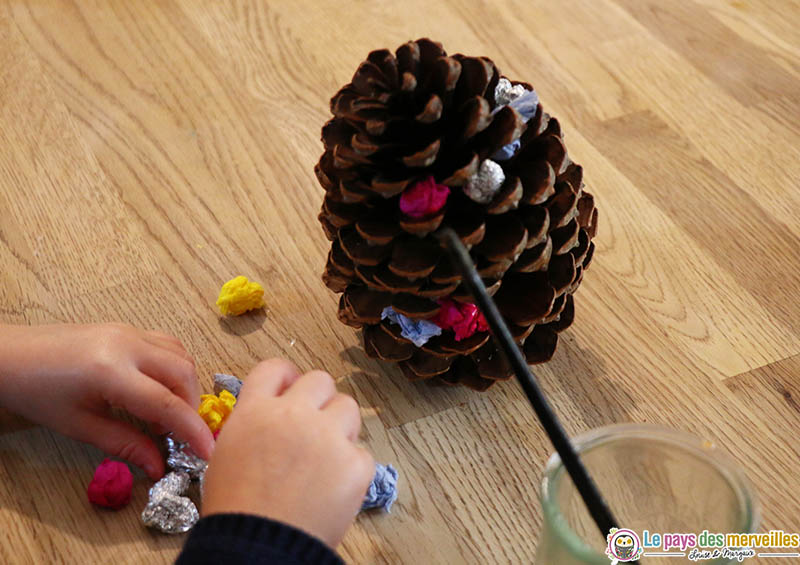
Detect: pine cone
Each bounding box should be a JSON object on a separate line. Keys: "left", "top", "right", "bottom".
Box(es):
{"left": 316, "top": 38, "right": 597, "bottom": 391}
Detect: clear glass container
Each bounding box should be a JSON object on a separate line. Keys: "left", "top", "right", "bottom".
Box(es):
{"left": 535, "top": 424, "right": 759, "bottom": 564}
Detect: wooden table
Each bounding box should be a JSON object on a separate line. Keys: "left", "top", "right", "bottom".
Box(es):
{"left": 1, "top": 1, "right": 798, "bottom": 563}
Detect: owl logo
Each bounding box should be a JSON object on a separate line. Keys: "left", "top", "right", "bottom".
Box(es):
{"left": 614, "top": 534, "right": 635, "bottom": 559}
{"left": 606, "top": 528, "right": 643, "bottom": 562}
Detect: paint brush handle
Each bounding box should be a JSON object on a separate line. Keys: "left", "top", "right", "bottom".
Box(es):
{"left": 438, "top": 228, "right": 626, "bottom": 549}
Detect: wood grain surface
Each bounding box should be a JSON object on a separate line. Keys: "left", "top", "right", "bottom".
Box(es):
{"left": 1, "top": 1, "right": 798, "bottom": 563}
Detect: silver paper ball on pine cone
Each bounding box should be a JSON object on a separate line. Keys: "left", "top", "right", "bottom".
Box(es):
{"left": 464, "top": 159, "right": 506, "bottom": 204}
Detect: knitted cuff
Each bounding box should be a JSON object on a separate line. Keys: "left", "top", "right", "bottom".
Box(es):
{"left": 176, "top": 513, "right": 344, "bottom": 565}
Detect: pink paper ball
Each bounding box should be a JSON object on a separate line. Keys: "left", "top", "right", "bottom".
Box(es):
{"left": 87, "top": 458, "right": 133, "bottom": 510}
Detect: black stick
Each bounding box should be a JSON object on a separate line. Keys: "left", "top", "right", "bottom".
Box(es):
{"left": 438, "top": 227, "right": 621, "bottom": 544}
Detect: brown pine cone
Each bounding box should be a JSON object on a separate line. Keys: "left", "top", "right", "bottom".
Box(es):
{"left": 316, "top": 38, "right": 597, "bottom": 391}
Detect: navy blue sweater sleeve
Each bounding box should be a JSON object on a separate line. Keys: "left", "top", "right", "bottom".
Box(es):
{"left": 176, "top": 513, "right": 344, "bottom": 565}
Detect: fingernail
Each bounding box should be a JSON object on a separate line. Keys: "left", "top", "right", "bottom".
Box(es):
{"left": 144, "top": 464, "right": 157, "bottom": 478}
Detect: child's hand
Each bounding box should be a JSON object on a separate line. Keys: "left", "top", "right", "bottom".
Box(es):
{"left": 0, "top": 323, "right": 214, "bottom": 479}
{"left": 202, "top": 359, "right": 374, "bottom": 548}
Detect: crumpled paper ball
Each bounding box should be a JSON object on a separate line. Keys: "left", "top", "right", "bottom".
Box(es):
{"left": 362, "top": 463, "right": 399, "bottom": 512}
{"left": 198, "top": 390, "right": 237, "bottom": 433}
{"left": 213, "top": 373, "right": 243, "bottom": 398}
{"left": 381, "top": 306, "right": 442, "bottom": 347}
{"left": 398, "top": 176, "right": 450, "bottom": 218}
{"left": 492, "top": 79, "right": 538, "bottom": 161}
{"left": 463, "top": 159, "right": 505, "bottom": 204}
{"left": 430, "top": 298, "right": 489, "bottom": 341}
{"left": 165, "top": 434, "right": 207, "bottom": 480}
{"left": 141, "top": 471, "right": 199, "bottom": 534}
{"left": 87, "top": 458, "right": 133, "bottom": 510}
{"left": 216, "top": 276, "right": 265, "bottom": 316}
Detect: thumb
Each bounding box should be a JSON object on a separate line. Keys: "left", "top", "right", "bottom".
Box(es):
{"left": 79, "top": 414, "right": 165, "bottom": 480}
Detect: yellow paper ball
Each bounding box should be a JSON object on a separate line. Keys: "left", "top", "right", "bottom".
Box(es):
{"left": 198, "top": 390, "right": 237, "bottom": 433}
{"left": 216, "top": 276, "right": 265, "bottom": 316}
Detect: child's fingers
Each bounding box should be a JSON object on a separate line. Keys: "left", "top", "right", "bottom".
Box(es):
{"left": 103, "top": 373, "right": 214, "bottom": 461}
{"left": 149, "top": 422, "right": 169, "bottom": 436}
{"left": 353, "top": 445, "right": 377, "bottom": 488}
{"left": 284, "top": 370, "right": 337, "bottom": 408}
{"left": 137, "top": 345, "right": 201, "bottom": 409}
{"left": 142, "top": 332, "right": 192, "bottom": 362}
{"left": 322, "top": 393, "right": 362, "bottom": 441}
{"left": 241, "top": 358, "right": 302, "bottom": 399}
{"left": 78, "top": 413, "right": 165, "bottom": 480}
{"left": 145, "top": 330, "right": 183, "bottom": 347}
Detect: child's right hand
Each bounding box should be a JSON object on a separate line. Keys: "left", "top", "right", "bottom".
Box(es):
{"left": 0, "top": 322, "right": 213, "bottom": 479}
{"left": 202, "top": 359, "right": 374, "bottom": 548}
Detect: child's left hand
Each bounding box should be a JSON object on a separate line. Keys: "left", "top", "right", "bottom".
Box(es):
{"left": 0, "top": 323, "right": 214, "bottom": 479}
